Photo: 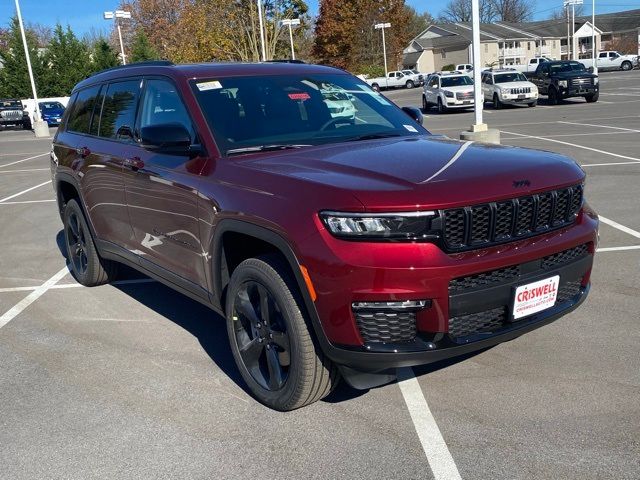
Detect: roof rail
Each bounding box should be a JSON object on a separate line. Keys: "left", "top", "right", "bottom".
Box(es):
{"left": 88, "top": 60, "right": 175, "bottom": 78}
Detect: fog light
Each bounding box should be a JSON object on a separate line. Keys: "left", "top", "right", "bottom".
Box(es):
{"left": 352, "top": 300, "right": 430, "bottom": 311}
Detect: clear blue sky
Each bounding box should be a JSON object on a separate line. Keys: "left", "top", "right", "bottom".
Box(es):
{"left": 0, "top": 0, "right": 635, "bottom": 36}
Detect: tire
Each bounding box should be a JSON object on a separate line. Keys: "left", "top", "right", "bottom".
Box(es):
{"left": 585, "top": 92, "right": 599, "bottom": 103}
{"left": 493, "top": 94, "right": 502, "bottom": 109}
{"left": 63, "top": 199, "right": 117, "bottom": 286}
{"left": 422, "top": 94, "right": 429, "bottom": 111}
{"left": 406, "top": 80, "right": 415, "bottom": 89}
{"left": 437, "top": 97, "right": 446, "bottom": 114}
{"left": 371, "top": 83, "right": 380, "bottom": 92}
{"left": 528, "top": 100, "right": 537, "bottom": 107}
{"left": 621, "top": 61, "right": 632, "bottom": 71}
{"left": 226, "top": 255, "right": 339, "bottom": 411}
{"left": 548, "top": 87, "right": 559, "bottom": 105}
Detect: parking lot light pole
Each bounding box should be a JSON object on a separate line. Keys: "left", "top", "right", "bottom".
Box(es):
{"left": 374, "top": 23, "right": 391, "bottom": 89}
{"left": 103, "top": 10, "right": 131, "bottom": 65}
{"left": 257, "top": 0, "right": 267, "bottom": 61}
{"left": 281, "top": 18, "right": 301, "bottom": 60}
{"left": 14, "top": 0, "right": 48, "bottom": 138}
{"left": 592, "top": 0, "right": 598, "bottom": 74}
{"left": 459, "top": 0, "right": 500, "bottom": 144}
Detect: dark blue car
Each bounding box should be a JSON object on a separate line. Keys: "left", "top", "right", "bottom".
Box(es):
{"left": 39, "top": 101, "right": 65, "bottom": 126}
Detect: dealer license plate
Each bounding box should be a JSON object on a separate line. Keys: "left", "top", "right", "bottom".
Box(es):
{"left": 518, "top": 94, "right": 526, "bottom": 99}
{"left": 463, "top": 100, "right": 472, "bottom": 104}
{"left": 512, "top": 275, "right": 560, "bottom": 320}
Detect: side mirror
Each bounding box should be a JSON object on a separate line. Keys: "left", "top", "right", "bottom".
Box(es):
{"left": 140, "top": 123, "right": 193, "bottom": 155}
{"left": 402, "top": 106, "right": 423, "bottom": 125}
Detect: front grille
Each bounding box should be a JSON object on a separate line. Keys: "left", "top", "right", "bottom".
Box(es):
{"left": 449, "top": 244, "right": 590, "bottom": 294}
{"left": 510, "top": 87, "right": 531, "bottom": 94}
{"left": 570, "top": 77, "right": 592, "bottom": 86}
{"left": 456, "top": 91, "right": 474, "bottom": 100}
{"left": 1, "top": 109, "right": 23, "bottom": 120}
{"left": 354, "top": 310, "right": 416, "bottom": 343}
{"left": 441, "top": 184, "right": 583, "bottom": 252}
{"left": 449, "top": 277, "right": 584, "bottom": 339}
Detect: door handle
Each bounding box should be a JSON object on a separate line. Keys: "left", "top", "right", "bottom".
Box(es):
{"left": 124, "top": 156, "right": 144, "bottom": 171}
{"left": 76, "top": 146, "right": 90, "bottom": 158}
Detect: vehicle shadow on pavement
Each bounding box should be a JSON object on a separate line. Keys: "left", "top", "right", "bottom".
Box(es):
{"left": 55, "top": 230, "right": 252, "bottom": 397}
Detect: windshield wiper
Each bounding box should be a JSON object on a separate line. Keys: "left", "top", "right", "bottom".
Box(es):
{"left": 226, "top": 144, "right": 311, "bottom": 156}
{"left": 346, "top": 132, "right": 403, "bottom": 142}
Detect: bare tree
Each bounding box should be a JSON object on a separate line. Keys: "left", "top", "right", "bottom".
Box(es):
{"left": 492, "top": 0, "right": 534, "bottom": 22}
{"left": 438, "top": 0, "right": 495, "bottom": 23}
{"left": 549, "top": 4, "right": 584, "bottom": 20}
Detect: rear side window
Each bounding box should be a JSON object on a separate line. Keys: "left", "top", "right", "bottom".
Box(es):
{"left": 99, "top": 79, "right": 141, "bottom": 141}
{"left": 89, "top": 85, "right": 105, "bottom": 136}
{"left": 66, "top": 85, "right": 101, "bottom": 134}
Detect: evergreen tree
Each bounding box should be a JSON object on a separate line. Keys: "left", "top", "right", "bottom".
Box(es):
{"left": 129, "top": 29, "right": 159, "bottom": 63}
{"left": 41, "top": 24, "right": 91, "bottom": 97}
{"left": 0, "top": 17, "right": 46, "bottom": 99}
{"left": 91, "top": 39, "right": 120, "bottom": 73}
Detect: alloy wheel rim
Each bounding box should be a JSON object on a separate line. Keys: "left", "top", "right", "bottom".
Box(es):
{"left": 66, "top": 212, "right": 88, "bottom": 275}
{"left": 232, "top": 281, "right": 291, "bottom": 391}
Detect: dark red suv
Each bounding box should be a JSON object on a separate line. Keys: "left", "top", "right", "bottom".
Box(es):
{"left": 51, "top": 61, "right": 598, "bottom": 410}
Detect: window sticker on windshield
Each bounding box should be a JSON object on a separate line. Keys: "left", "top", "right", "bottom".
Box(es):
{"left": 403, "top": 124, "right": 418, "bottom": 133}
{"left": 288, "top": 92, "right": 311, "bottom": 101}
{"left": 196, "top": 80, "right": 222, "bottom": 91}
{"left": 356, "top": 85, "right": 391, "bottom": 105}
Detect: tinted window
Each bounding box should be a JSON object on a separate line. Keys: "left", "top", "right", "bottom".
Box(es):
{"left": 67, "top": 85, "right": 101, "bottom": 134}
{"left": 89, "top": 85, "right": 105, "bottom": 136}
{"left": 139, "top": 79, "right": 194, "bottom": 141}
{"left": 99, "top": 79, "right": 141, "bottom": 141}
{"left": 441, "top": 76, "right": 473, "bottom": 87}
{"left": 494, "top": 72, "right": 528, "bottom": 83}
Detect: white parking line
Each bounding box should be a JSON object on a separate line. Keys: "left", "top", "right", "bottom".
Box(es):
{"left": 0, "top": 153, "right": 48, "bottom": 168}
{"left": 599, "top": 216, "right": 640, "bottom": 240}
{"left": 597, "top": 245, "right": 640, "bottom": 252}
{"left": 0, "top": 266, "right": 69, "bottom": 330}
{"left": 0, "top": 180, "right": 52, "bottom": 203}
{"left": 397, "top": 367, "right": 462, "bottom": 480}
{"left": 581, "top": 161, "right": 640, "bottom": 167}
{"left": 0, "top": 278, "right": 156, "bottom": 294}
{"left": 0, "top": 199, "right": 56, "bottom": 205}
{"left": 0, "top": 168, "right": 49, "bottom": 174}
{"left": 557, "top": 121, "right": 640, "bottom": 133}
{"left": 0, "top": 151, "right": 48, "bottom": 157}
{"left": 500, "top": 131, "right": 640, "bottom": 162}
{"left": 502, "top": 131, "right": 635, "bottom": 140}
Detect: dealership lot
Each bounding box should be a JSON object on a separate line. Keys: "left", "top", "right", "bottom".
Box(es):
{"left": 1, "top": 70, "right": 639, "bottom": 479}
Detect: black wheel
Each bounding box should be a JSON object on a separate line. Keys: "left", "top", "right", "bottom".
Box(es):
{"left": 621, "top": 61, "right": 632, "bottom": 71}
{"left": 226, "top": 256, "right": 339, "bottom": 411}
{"left": 437, "top": 97, "right": 446, "bottom": 113}
{"left": 493, "top": 94, "right": 502, "bottom": 109}
{"left": 528, "top": 100, "right": 537, "bottom": 107}
{"left": 371, "top": 83, "right": 380, "bottom": 92}
{"left": 63, "top": 199, "right": 117, "bottom": 286}
{"left": 422, "top": 94, "right": 429, "bottom": 111}
{"left": 406, "top": 80, "right": 415, "bottom": 89}
{"left": 548, "top": 87, "right": 559, "bottom": 105}
{"left": 585, "top": 92, "right": 599, "bottom": 103}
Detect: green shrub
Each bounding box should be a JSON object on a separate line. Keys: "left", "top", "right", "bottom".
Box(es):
{"left": 441, "top": 64, "right": 455, "bottom": 71}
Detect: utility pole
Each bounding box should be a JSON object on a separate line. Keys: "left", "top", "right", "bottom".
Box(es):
{"left": 592, "top": 0, "right": 597, "bottom": 74}
{"left": 104, "top": 9, "right": 132, "bottom": 65}
{"left": 257, "top": 0, "right": 267, "bottom": 61}
{"left": 14, "top": 0, "right": 48, "bottom": 137}
{"left": 374, "top": 23, "right": 391, "bottom": 89}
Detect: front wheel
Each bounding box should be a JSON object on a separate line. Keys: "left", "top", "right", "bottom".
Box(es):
{"left": 371, "top": 83, "right": 380, "bottom": 92}
{"left": 493, "top": 94, "right": 502, "bottom": 109}
{"left": 226, "top": 256, "right": 339, "bottom": 411}
{"left": 585, "top": 92, "right": 599, "bottom": 103}
{"left": 548, "top": 87, "right": 559, "bottom": 105}
{"left": 528, "top": 100, "right": 537, "bottom": 107}
{"left": 422, "top": 94, "right": 429, "bottom": 111}
{"left": 621, "top": 61, "right": 632, "bottom": 71}
{"left": 437, "top": 97, "right": 447, "bottom": 114}
{"left": 63, "top": 199, "right": 117, "bottom": 286}
{"left": 406, "top": 80, "right": 415, "bottom": 89}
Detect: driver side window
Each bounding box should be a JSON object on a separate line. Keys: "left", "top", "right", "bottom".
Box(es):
{"left": 139, "top": 79, "right": 194, "bottom": 142}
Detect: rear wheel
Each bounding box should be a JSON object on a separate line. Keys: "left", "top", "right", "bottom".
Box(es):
{"left": 585, "top": 92, "right": 599, "bottom": 103}
{"left": 63, "top": 199, "right": 117, "bottom": 286}
{"left": 493, "top": 94, "right": 502, "bottom": 109}
{"left": 371, "top": 83, "right": 380, "bottom": 92}
{"left": 621, "top": 61, "right": 632, "bottom": 71}
{"left": 226, "top": 256, "right": 339, "bottom": 411}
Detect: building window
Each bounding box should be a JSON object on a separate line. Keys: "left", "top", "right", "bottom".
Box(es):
{"left": 527, "top": 42, "right": 531, "bottom": 50}
{"left": 553, "top": 40, "right": 556, "bottom": 48}
{"left": 441, "top": 50, "right": 446, "bottom": 59}
{"left": 484, "top": 43, "right": 488, "bottom": 53}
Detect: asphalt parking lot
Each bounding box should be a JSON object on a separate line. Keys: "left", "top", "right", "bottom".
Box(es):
{"left": 1, "top": 70, "right": 639, "bottom": 480}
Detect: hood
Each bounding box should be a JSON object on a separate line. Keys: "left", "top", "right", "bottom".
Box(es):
{"left": 41, "top": 108, "right": 64, "bottom": 116}
{"left": 496, "top": 81, "right": 536, "bottom": 89}
{"left": 237, "top": 136, "right": 585, "bottom": 211}
{"left": 442, "top": 85, "right": 474, "bottom": 92}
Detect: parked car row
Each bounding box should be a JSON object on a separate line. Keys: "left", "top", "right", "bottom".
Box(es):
{"left": 0, "top": 99, "right": 66, "bottom": 131}
{"left": 364, "top": 70, "right": 424, "bottom": 91}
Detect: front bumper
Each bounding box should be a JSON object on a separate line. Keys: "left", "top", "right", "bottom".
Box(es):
{"left": 559, "top": 85, "right": 599, "bottom": 98}
{"left": 445, "top": 97, "right": 474, "bottom": 108}
{"left": 500, "top": 93, "right": 538, "bottom": 104}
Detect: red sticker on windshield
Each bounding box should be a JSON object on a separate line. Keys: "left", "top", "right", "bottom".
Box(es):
{"left": 288, "top": 92, "right": 310, "bottom": 101}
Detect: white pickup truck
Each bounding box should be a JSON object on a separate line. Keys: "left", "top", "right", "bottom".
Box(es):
{"left": 365, "top": 70, "right": 423, "bottom": 91}
{"left": 580, "top": 51, "right": 638, "bottom": 71}
{"left": 512, "top": 57, "right": 552, "bottom": 74}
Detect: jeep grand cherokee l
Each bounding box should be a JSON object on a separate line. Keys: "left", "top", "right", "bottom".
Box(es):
{"left": 51, "top": 61, "right": 598, "bottom": 411}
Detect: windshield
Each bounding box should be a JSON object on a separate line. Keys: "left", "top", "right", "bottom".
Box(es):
{"left": 494, "top": 72, "right": 528, "bottom": 83}
{"left": 191, "top": 74, "right": 428, "bottom": 155}
{"left": 39, "top": 101, "right": 64, "bottom": 111}
{"left": 1, "top": 100, "right": 22, "bottom": 109}
{"left": 441, "top": 76, "right": 473, "bottom": 87}
{"left": 550, "top": 62, "right": 586, "bottom": 73}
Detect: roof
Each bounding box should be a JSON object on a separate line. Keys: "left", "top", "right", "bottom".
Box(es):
{"left": 74, "top": 62, "right": 343, "bottom": 92}
{"left": 402, "top": 51, "right": 423, "bottom": 66}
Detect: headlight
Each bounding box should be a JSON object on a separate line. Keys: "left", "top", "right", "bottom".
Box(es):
{"left": 443, "top": 90, "right": 454, "bottom": 98}
{"left": 593, "top": 77, "right": 599, "bottom": 85}
{"left": 558, "top": 80, "right": 568, "bottom": 88}
{"left": 319, "top": 211, "right": 438, "bottom": 240}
